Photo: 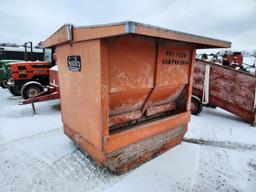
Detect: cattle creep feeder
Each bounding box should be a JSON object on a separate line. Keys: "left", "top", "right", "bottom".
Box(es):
{"left": 43, "top": 21, "right": 230, "bottom": 174}
{"left": 193, "top": 59, "right": 256, "bottom": 125}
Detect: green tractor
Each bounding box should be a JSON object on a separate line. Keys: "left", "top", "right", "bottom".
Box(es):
{"left": 0, "top": 60, "right": 22, "bottom": 88}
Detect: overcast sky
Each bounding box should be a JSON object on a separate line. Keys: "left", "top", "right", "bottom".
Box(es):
{"left": 0, "top": 0, "right": 255, "bottom": 52}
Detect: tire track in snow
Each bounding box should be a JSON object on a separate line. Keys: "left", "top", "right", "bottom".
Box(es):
{"left": 0, "top": 147, "right": 122, "bottom": 192}
{"left": 0, "top": 128, "right": 123, "bottom": 192}
{"left": 0, "top": 147, "right": 51, "bottom": 192}
{"left": 186, "top": 121, "right": 256, "bottom": 192}
{"left": 29, "top": 150, "right": 122, "bottom": 192}
{"left": 0, "top": 128, "right": 63, "bottom": 152}
{"left": 183, "top": 137, "right": 256, "bottom": 151}
{"left": 190, "top": 146, "right": 242, "bottom": 192}
{"left": 246, "top": 160, "right": 256, "bottom": 191}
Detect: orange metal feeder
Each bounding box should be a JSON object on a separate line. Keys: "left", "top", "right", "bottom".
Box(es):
{"left": 43, "top": 21, "right": 230, "bottom": 173}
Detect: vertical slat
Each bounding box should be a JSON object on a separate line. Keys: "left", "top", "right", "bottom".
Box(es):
{"left": 186, "top": 47, "right": 196, "bottom": 111}
{"left": 253, "top": 79, "right": 256, "bottom": 126}
{"left": 100, "top": 40, "right": 110, "bottom": 137}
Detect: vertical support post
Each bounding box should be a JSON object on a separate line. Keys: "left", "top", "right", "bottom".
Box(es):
{"left": 31, "top": 96, "right": 36, "bottom": 115}
{"left": 186, "top": 47, "right": 196, "bottom": 111}
{"left": 253, "top": 78, "right": 256, "bottom": 127}
{"left": 100, "top": 40, "right": 110, "bottom": 139}
{"left": 202, "top": 64, "right": 210, "bottom": 105}
{"left": 43, "top": 48, "right": 45, "bottom": 62}
{"left": 253, "top": 109, "right": 256, "bottom": 127}
{"left": 24, "top": 42, "right": 28, "bottom": 61}
{"left": 30, "top": 42, "right": 33, "bottom": 61}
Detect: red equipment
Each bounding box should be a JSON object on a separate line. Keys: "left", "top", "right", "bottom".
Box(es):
{"left": 226, "top": 52, "right": 243, "bottom": 65}
{"left": 192, "top": 59, "right": 256, "bottom": 125}
{"left": 7, "top": 61, "right": 50, "bottom": 96}
{"left": 22, "top": 65, "right": 60, "bottom": 104}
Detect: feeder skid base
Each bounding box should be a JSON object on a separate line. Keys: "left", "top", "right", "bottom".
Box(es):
{"left": 64, "top": 123, "right": 187, "bottom": 174}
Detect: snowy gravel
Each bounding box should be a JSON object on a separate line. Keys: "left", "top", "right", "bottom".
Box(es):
{"left": 0, "top": 89, "right": 122, "bottom": 192}
{"left": 1, "top": 88, "right": 256, "bottom": 192}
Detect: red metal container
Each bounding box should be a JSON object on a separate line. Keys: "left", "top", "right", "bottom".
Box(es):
{"left": 43, "top": 21, "right": 230, "bottom": 173}
{"left": 227, "top": 52, "right": 243, "bottom": 65}
{"left": 193, "top": 59, "right": 256, "bottom": 124}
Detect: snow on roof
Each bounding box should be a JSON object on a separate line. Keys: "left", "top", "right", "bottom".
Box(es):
{"left": 50, "top": 65, "right": 58, "bottom": 71}
{"left": 0, "top": 46, "right": 44, "bottom": 53}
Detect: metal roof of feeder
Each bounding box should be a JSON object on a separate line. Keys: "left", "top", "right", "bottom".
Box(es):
{"left": 43, "top": 21, "right": 231, "bottom": 49}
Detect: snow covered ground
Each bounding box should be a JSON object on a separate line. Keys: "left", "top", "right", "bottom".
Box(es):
{"left": 0, "top": 88, "right": 256, "bottom": 192}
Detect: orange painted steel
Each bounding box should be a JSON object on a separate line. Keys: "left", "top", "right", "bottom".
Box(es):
{"left": 105, "top": 112, "right": 190, "bottom": 153}
{"left": 43, "top": 21, "right": 230, "bottom": 173}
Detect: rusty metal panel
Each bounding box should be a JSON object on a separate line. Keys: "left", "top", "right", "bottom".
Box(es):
{"left": 107, "top": 36, "right": 192, "bottom": 126}
{"left": 157, "top": 42, "right": 191, "bottom": 86}
{"left": 107, "top": 35, "right": 155, "bottom": 124}
{"left": 105, "top": 125, "right": 186, "bottom": 174}
{"left": 193, "top": 59, "right": 256, "bottom": 123}
{"left": 146, "top": 103, "right": 176, "bottom": 116}
{"left": 143, "top": 85, "right": 186, "bottom": 107}
{"left": 105, "top": 112, "right": 190, "bottom": 153}
{"left": 109, "top": 90, "right": 150, "bottom": 116}
{"left": 109, "top": 111, "right": 142, "bottom": 127}
{"left": 107, "top": 35, "right": 155, "bottom": 93}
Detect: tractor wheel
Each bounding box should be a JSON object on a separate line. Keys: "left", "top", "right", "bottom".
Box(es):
{"left": 204, "top": 103, "right": 217, "bottom": 109}
{"left": 21, "top": 82, "right": 44, "bottom": 99}
{"left": 8, "top": 86, "right": 21, "bottom": 96}
{"left": 1, "top": 81, "right": 8, "bottom": 89}
{"left": 190, "top": 96, "right": 203, "bottom": 115}
{"left": 1, "top": 84, "right": 7, "bottom": 89}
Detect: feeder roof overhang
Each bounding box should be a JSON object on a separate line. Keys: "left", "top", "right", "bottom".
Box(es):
{"left": 43, "top": 21, "right": 231, "bottom": 49}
